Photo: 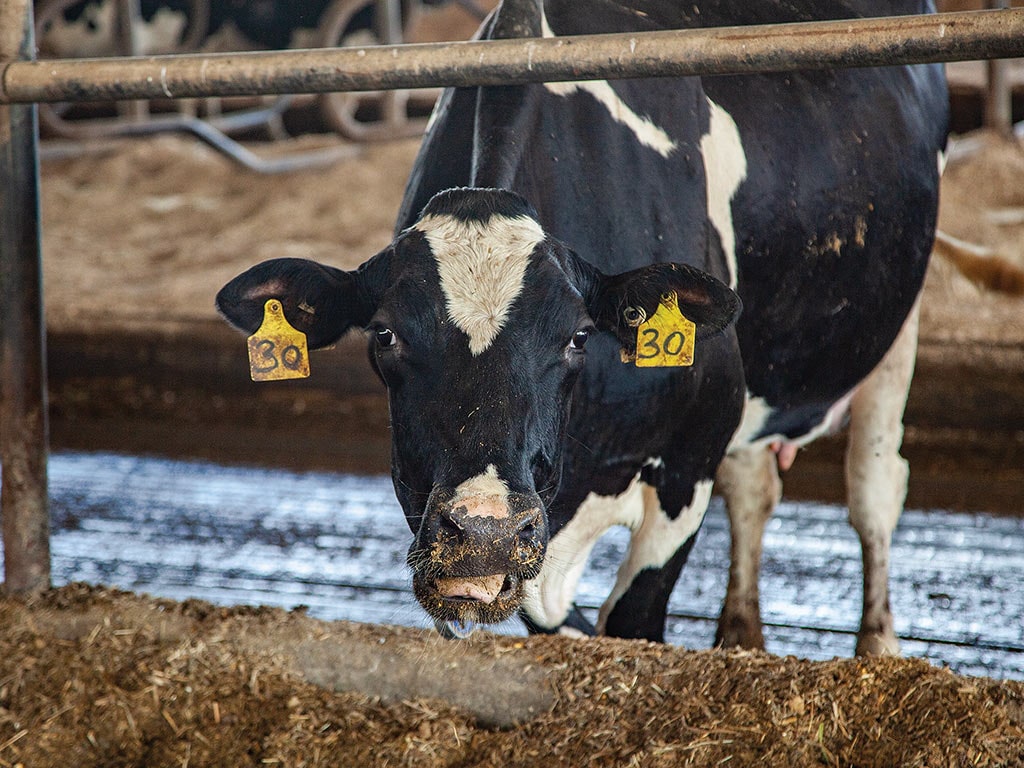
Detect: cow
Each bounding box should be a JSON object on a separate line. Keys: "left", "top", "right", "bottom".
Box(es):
{"left": 37, "top": 0, "right": 470, "bottom": 57}
{"left": 217, "top": 0, "right": 948, "bottom": 650}
{"left": 38, "top": 0, "right": 341, "bottom": 57}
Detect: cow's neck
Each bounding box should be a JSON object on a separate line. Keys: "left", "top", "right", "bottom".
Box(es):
{"left": 539, "top": 0, "right": 936, "bottom": 34}
{"left": 468, "top": 87, "right": 537, "bottom": 191}
{"left": 491, "top": 0, "right": 543, "bottom": 38}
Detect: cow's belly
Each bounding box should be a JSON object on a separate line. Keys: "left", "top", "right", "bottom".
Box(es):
{"left": 729, "top": 388, "right": 855, "bottom": 456}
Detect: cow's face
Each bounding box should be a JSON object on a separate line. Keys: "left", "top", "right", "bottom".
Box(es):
{"left": 217, "top": 188, "right": 740, "bottom": 631}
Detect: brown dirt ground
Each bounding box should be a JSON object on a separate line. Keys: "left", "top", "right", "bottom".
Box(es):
{"left": 2, "top": 584, "right": 1023, "bottom": 768}
{"left": 40, "top": 133, "right": 420, "bottom": 333}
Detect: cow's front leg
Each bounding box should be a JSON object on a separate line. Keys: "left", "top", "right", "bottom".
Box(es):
{"left": 713, "top": 444, "right": 782, "bottom": 650}
{"left": 846, "top": 297, "right": 920, "bottom": 656}
{"left": 520, "top": 476, "right": 645, "bottom": 636}
{"left": 598, "top": 479, "right": 713, "bottom": 642}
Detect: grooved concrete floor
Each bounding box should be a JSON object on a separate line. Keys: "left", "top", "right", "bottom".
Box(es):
{"left": 32, "top": 451, "right": 1024, "bottom": 681}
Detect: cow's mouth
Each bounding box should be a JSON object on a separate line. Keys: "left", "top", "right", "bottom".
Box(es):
{"left": 408, "top": 480, "right": 547, "bottom": 634}
{"left": 412, "top": 571, "right": 525, "bottom": 628}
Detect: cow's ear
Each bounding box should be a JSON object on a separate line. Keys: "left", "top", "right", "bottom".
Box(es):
{"left": 586, "top": 262, "right": 742, "bottom": 353}
{"left": 216, "top": 255, "right": 387, "bottom": 349}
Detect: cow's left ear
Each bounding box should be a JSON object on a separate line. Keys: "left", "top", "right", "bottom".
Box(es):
{"left": 216, "top": 252, "right": 389, "bottom": 349}
{"left": 584, "top": 261, "right": 742, "bottom": 354}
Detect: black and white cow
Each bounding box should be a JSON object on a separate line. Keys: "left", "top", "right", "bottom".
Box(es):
{"left": 39, "top": 0, "right": 338, "bottom": 57}
{"left": 218, "top": 0, "right": 948, "bottom": 650}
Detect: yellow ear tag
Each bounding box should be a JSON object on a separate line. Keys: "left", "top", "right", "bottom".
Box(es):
{"left": 247, "top": 299, "right": 311, "bottom": 382}
{"left": 635, "top": 292, "right": 696, "bottom": 368}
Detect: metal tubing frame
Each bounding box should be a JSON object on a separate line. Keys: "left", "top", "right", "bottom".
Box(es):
{"left": 1, "top": 0, "right": 50, "bottom": 594}
{"left": 985, "top": 0, "right": 1013, "bottom": 131}
{"left": 2, "top": 9, "right": 1024, "bottom": 105}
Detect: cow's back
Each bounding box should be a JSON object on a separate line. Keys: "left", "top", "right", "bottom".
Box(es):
{"left": 399, "top": 0, "right": 946, "bottom": 442}
{"left": 397, "top": 6, "right": 717, "bottom": 280}
{"left": 699, "top": 3, "right": 947, "bottom": 438}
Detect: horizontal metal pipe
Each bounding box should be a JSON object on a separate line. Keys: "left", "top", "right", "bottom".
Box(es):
{"left": 2, "top": 9, "right": 1023, "bottom": 105}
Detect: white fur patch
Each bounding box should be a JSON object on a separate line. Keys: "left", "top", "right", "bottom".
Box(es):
{"left": 521, "top": 473, "right": 645, "bottom": 629}
{"left": 727, "top": 393, "right": 774, "bottom": 452}
{"left": 452, "top": 464, "right": 510, "bottom": 518}
{"left": 701, "top": 99, "right": 747, "bottom": 289}
{"left": 540, "top": 17, "right": 676, "bottom": 158}
{"left": 41, "top": 1, "right": 187, "bottom": 57}
{"left": 417, "top": 213, "right": 545, "bottom": 355}
{"left": 597, "top": 479, "right": 713, "bottom": 633}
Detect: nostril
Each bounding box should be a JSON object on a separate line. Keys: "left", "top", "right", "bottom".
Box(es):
{"left": 499, "top": 575, "right": 516, "bottom": 596}
{"left": 518, "top": 519, "right": 537, "bottom": 543}
{"left": 519, "top": 506, "right": 544, "bottom": 538}
{"left": 436, "top": 508, "right": 466, "bottom": 541}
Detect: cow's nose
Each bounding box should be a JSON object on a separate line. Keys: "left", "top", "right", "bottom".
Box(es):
{"left": 435, "top": 496, "right": 544, "bottom": 560}
{"left": 417, "top": 484, "right": 547, "bottom": 579}
{"left": 435, "top": 493, "right": 509, "bottom": 545}
{"left": 411, "top": 488, "right": 547, "bottom": 627}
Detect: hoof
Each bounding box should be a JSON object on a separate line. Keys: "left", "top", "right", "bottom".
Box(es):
{"left": 855, "top": 630, "right": 900, "bottom": 657}
{"left": 715, "top": 612, "right": 766, "bottom": 651}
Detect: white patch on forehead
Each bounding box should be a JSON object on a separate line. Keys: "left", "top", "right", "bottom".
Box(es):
{"left": 415, "top": 210, "right": 544, "bottom": 354}
{"left": 540, "top": 17, "right": 676, "bottom": 159}
{"left": 417, "top": 212, "right": 545, "bottom": 355}
{"left": 701, "top": 98, "right": 747, "bottom": 289}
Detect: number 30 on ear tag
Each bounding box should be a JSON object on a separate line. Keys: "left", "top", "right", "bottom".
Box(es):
{"left": 247, "top": 299, "right": 310, "bottom": 381}
{"left": 635, "top": 293, "right": 696, "bottom": 368}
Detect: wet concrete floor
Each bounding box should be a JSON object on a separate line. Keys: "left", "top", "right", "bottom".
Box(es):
{"left": 23, "top": 451, "right": 1024, "bottom": 680}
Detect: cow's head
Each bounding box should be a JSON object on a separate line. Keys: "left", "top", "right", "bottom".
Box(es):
{"left": 217, "top": 188, "right": 739, "bottom": 631}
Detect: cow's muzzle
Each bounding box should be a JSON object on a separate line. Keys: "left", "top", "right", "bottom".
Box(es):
{"left": 410, "top": 486, "right": 547, "bottom": 628}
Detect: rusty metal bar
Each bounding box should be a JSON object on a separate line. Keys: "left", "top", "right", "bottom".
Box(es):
{"left": 2, "top": 9, "right": 1024, "bottom": 105}
{"left": 985, "top": 0, "right": 1013, "bottom": 131}
{"left": 1, "top": 0, "right": 50, "bottom": 594}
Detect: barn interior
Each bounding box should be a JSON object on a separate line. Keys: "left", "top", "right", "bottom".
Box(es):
{"left": 1, "top": 1, "right": 1024, "bottom": 765}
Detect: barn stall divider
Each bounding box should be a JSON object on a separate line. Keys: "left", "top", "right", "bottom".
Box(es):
{"left": 2, "top": 0, "right": 1024, "bottom": 593}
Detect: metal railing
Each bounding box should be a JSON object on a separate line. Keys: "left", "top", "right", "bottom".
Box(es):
{"left": 3, "top": 9, "right": 1024, "bottom": 104}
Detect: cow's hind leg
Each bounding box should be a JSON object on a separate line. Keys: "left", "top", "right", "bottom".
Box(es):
{"left": 846, "top": 297, "right": 921, "bottom": 656}
{"left": 599, "top": 480, "right": 713, "bottom": 641}
{"left": 714, "top": 445, "right": 782, "bottom": 650}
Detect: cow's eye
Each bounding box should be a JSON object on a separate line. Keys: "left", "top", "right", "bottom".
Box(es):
{"left": 569, "top": 330, "right": 590, "bottom": 351}
{"left": 375, "top": 328, "right": 397, "bottom": 348}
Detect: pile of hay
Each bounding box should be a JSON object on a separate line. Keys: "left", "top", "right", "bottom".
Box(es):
{"left": 1, "top": 585, "right": 1021, "bottom": 767}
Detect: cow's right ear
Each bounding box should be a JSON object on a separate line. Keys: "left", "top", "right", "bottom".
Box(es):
{"left": 215, "top": 255, "right": 388, "bottom": 349}
{"left": 582, "top": 261, "right": 742, "bottom": 358}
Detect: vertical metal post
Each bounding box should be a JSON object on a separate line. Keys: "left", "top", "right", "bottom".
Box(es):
{"left": 117, "top": 0, "right": 150, "bottom": 122}
{"left": 378, "top": 0, "right": 408, "bottom": 127}
{"left": 1, "top": 0, "right": 51, "bottom": 594}
{"left": 985, "top": 0, "right": 1012, "bottom": 132}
